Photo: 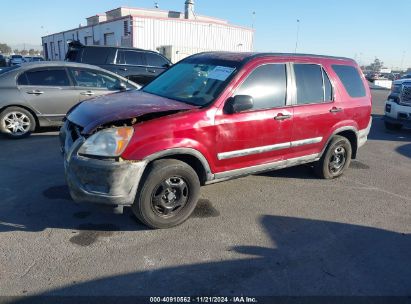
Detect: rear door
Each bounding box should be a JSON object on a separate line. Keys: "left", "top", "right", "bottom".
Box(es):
{"left": 18, "top": 68, "right": 79, "bottom": 122}
{"left": 290, "top": 63, "right": 343, "bottom": 159}
{"left": 214, "top": 61, "right": 293, "bottom": 173}
{"left": 68, "top": 67, "right": 125, "bottom": 101}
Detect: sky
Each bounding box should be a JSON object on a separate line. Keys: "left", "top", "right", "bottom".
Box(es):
{"left": 1, "top": 0, "right": 410, "bottom": 69}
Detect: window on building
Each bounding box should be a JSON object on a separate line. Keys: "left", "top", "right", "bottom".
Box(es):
{"left": 145, "top": 53, "right": 170, "bottom": 67}
{"left": 332, "top": 65, "right": 366, "bottom": 98}
{"left": 123, "top": 20, "right": 129, "bottom": 36}
{"left": 294, "top": 64, "right": 325, "bottom": 104}
{"left": 235, "top": 64, "right": 287, "bottom": 110}
{"left": 18, "top": 69, "right": 70, "bottom": 86}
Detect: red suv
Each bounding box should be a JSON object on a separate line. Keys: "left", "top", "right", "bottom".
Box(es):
{"left": 60, "top": 52, "right": 372, "bottom": 229}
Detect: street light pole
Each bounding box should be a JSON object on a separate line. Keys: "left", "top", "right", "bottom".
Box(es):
{"left": 294, "top": 19, "right": 300, "bottom": 53}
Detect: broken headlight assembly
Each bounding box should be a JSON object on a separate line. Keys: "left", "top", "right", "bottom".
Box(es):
{"left": 78, "top": 127, "right": 134, "bottom": 158}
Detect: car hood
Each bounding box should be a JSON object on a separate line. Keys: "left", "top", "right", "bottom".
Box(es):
{"left": 67, "top": 90, "right": 197, "bottom": 134}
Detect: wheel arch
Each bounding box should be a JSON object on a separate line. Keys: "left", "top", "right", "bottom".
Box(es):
{"left": 0, "top": 104, "right": 40, "bottom": 130}
{"left": 320, "top": 127, "right": 358, "bottom": 159}
{"left": 143, "top": 148, "right": 213, "bottom": 186}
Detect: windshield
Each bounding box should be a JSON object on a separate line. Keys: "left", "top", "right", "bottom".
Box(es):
{"left": 143, "top": 59, "right": 239, "bottom": 106}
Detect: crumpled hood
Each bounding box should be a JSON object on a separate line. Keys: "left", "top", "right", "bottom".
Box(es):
{"left": 67, "top": 90, "right": 197, "bottom": 134}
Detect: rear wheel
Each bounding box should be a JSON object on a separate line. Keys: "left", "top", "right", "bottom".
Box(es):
{"left": 132, "top": 159, "right": 200, "bottom": 229}
{"left": 314, "top": 135, "right": 352, "bottom": 179}
{"left": 0, "top": 107, "right": 36, "bottom": 139}
{"left": 384, "top": 121, "right": 402, "bottom": 131}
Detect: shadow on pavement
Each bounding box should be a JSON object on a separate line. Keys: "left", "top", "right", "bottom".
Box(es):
{"left": 367, "top": 114, "right": 411, "bottom": 142}
{"left": 11, "top": 215, "right": 411, "bottom": 300}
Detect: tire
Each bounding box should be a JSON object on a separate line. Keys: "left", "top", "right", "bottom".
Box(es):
{"left": 132, "top": 159, "right": 200, "bottom": 229}
{"left": 314, "top": 135, "right": 352, "bottom": 179}
{"left": 384, "top": 121, "right": 402, "bottom": 131}
{"left": 0, "top": 106, "right": 36, "bottom": 139}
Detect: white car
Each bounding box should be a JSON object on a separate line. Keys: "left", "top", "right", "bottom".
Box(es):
{"left": 9, "top": 55, "right": 24, "bottom": 66}
{"left": 384, "top": 79, "right": 411, "bottom": 130}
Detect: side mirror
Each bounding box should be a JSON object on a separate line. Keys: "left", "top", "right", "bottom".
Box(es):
{"left": 163, "top": 63, "right": 172, "bottom": 68}
{"left": 224, "top": 95, "right": 254, "bottom": 114}
{"left": 117, "top": 82, "right": 127, "bottom": 91}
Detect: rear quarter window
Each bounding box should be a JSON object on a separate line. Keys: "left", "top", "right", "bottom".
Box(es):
{"left": 82, "top": 47, "right": 111, "bottom": 64}
{"left": 332, "top": 65, "right": 366, "bottom": 98}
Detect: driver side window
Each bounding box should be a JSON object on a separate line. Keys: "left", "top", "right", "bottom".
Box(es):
{"left": 235, "top": 64, "right": 287, "bottom": 111}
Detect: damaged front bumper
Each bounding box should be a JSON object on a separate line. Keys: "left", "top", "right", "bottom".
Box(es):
{"left": 60, "top": 121, "right": 146, "bottom": 206}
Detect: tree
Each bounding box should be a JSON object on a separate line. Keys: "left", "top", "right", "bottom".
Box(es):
{"left": 0, "top": 43, "right": 12, "bottom": 54}
{"left": 28, "top": 49, "right": 36, "bottom": 56}
{"left": 368, "top": 58, "right": 384, "bottom": 72}
{"left": 21, "top": 49, "right": 28, "bottom": 56}
{"left": 13, "top": 49, "right": 19, "bottom": 54}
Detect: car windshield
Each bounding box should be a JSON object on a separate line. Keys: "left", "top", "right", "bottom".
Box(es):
{"left": 142, "top": 59, "right": 240, "bottom": 106}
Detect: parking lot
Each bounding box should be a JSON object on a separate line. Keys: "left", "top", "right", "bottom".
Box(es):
{"left": 0, "top": 89, "right": 410, "bottom": 297}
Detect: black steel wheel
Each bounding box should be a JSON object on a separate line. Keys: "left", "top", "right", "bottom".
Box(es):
{"left": 314, "top": 135, "right": 352, "bottom": 179}
{"left": 132, "top": 159, "right": 200, "bottom": 229}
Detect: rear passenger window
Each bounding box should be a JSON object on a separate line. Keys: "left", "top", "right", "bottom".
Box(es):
{"left": 145, "top": 53, "right": 169, "bottom": 67}
{"left": 294, "top": 64, "right": 324, "bottom": 104}
{"left": 332, "top": 65, "right": 366, "bottom": 98}
{"left": 19, "top": 69, "right": 70, "bottom": 86}
{"left": 124, "top": 51, "right": 145, "bottom": 66}
{"left": 82, "top": 48, "right": 110, "bottom": 64}
{"left": 235, "top": 64, "right": 287, "bottom": 110}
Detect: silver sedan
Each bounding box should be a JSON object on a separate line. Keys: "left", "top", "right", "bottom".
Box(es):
{"left": 0, "top": 61, "right": 140, "bottom": 138}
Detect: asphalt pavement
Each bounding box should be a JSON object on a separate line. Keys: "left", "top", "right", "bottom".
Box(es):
{"left": 0, "top": 89, "right": 410, "bottom": 299}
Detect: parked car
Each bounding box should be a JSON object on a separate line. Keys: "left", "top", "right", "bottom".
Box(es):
{"left": 60, "top": 52, "right": 372, "bottom": 229}
{"left": 0, "top": 54, "right": 6, "bottom": 67}
{"left": 24, "top": 56, "right": 32, "bottom": 62}
{"left": 0, "top": 61, "right": 140, "bottom": 138}
{"left": 31, "top": 56, "right": 44, "bottom": 62}
{"left": 9, "top": 55, "right": 24, "bottom": 66}
{"left": 65, "top": 41, "right": 171, "bottom": 85}
{"left": 384, "top": 79, "right": 411, "bottom": 130}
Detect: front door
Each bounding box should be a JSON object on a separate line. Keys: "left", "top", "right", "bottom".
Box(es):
{"left": 68, "top": 67, "right": 124, "bottom": 101}
{"left": 214, "top": 62, "right": 293, "bottom": 174}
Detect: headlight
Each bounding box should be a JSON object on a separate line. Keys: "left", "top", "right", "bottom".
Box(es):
{"left": 78, "top": 127, "right": 134, "bottom": 157}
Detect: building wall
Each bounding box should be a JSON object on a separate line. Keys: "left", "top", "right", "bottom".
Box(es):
{"left": 132, "top": 17, "right": 253, "bottom": 58}
{"left": 41, "top": 14, "right": 253, "bottom": 62}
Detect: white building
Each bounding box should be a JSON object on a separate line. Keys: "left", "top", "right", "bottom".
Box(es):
{"left": 41, "top": 1, "right": 254, "bottom": 63}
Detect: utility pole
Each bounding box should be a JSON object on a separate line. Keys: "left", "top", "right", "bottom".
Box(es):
{"left": 294, "top": 19, "right": 300, "bottom": 53}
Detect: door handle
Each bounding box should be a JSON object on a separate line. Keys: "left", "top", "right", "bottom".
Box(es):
{"left": 26, "top": 90, "right": 44, "bottom": 95}
{"left": 80, "top": 91, "right": 95, "bottom": 96}
{"left": 329, "top": 107, "right": 343, "bottom": 113}
{"left": 274, "top": 114, "right": 292, "bottom": 120}
{"left": 119, "top": 68, "right": 128, "bottom": 71}
{"left": 147, "top": 69, "right": 156, "bottom": 73}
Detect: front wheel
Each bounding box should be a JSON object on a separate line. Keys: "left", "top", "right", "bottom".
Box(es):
{"left": 0, "top": 107, "right": 36, "bottom": 139}
{"left": 314, "top": 135, "right": 352, "bottom": 179}
{"left": 132, "top": 159, "right": 200, "bottom": 229}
